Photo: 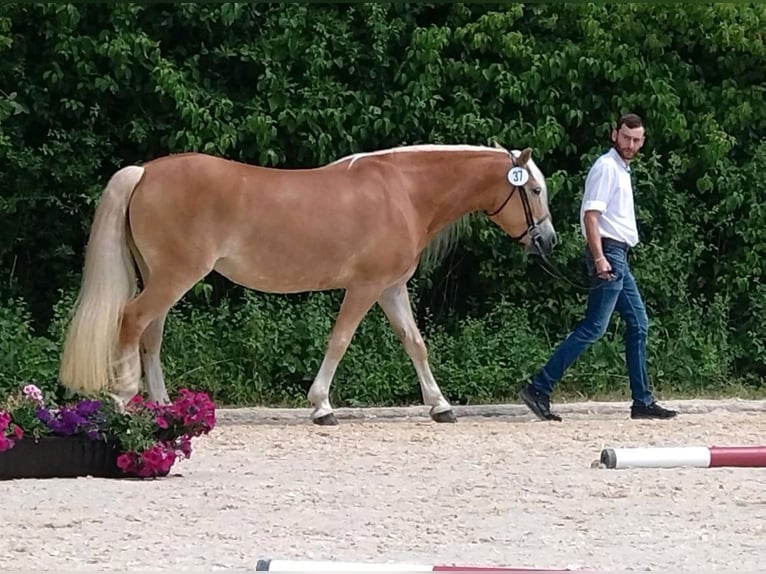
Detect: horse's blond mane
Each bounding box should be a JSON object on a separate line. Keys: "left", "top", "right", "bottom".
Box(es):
{"left": 419, "top": 214, "right": 475, "bottom": 274}
{"left": 331, "top": 144, "right": 508, "bottom": 168}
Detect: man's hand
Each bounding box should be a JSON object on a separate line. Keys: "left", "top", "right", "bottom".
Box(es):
{"left": 594, "top": 256, "right": 613, "bottom": 280}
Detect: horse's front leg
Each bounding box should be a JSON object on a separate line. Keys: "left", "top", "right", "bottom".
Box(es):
{"left": 307, "top": 286, "right": 381, "bottom": 425}
{"left": 377, "top": 281, "right": 456, "bottom": 423}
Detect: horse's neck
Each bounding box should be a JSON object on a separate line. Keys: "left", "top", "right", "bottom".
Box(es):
{"left": 402, "top": 153, "right": 505, "bottom": 236}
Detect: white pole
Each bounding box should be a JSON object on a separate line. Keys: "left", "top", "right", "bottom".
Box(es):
{"left": 258, "top": 560, "right": 432, "bottom": 572}
{"left": 601, "top": 446, "right": 711, "bottom": 469}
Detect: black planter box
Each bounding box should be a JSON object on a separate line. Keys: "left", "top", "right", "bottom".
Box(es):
{"left": 0, "top": 436, "right": 128, "bottom": 480}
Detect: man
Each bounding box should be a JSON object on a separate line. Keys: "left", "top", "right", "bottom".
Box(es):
{"left": 519, "top": 112, "right": 677, "bottom": 421}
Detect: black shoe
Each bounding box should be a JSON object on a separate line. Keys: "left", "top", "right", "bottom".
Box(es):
{"left": 519, "top": 383, "right": 562, "bottom": 422}
{"left": 630, "top": 402, "right": 678, "bottom": 419}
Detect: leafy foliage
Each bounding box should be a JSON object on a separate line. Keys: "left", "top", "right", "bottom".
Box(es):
{"left": 0, "top": 4, "right": 764, "bottom": 405}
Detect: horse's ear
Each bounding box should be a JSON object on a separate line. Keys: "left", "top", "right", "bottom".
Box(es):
{"left": 518, "top": 147, "right": 532, "bottom": 165}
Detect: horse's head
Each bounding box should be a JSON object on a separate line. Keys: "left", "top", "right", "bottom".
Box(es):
{"left": 484, "top": 146, "right": 557, "bottom": 256}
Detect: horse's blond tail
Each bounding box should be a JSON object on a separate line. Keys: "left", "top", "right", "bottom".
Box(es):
{"left": 58, "top": 165, "right": 146, "bottom": 395}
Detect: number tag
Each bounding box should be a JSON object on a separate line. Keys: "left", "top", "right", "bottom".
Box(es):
{"left": 507, "top": 166, "right": 529, "bottom": 186}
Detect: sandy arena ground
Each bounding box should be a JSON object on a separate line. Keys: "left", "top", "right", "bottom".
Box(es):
{"left": 1, "top": 405, "right": 765, "bottom": 572}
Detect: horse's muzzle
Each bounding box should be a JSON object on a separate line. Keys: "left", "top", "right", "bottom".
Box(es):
{"left": 527, "top": 223, "right": 557, "bottom": 256}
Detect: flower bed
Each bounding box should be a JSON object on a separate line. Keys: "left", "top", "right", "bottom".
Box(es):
{"left": 0, "top": 384, "right": 215, "bottom": 479}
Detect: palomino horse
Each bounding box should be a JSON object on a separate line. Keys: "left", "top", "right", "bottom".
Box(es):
{"left": 59, "top": 144, "right": 556, "bottom": 424}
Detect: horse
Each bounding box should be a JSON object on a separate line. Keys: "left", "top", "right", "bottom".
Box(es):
{"left": 58, "top": 143, "right": 557, "bottom": 425}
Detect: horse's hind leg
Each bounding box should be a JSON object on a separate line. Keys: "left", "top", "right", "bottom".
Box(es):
{"left": 307, "top": 286, "right": 381, "bottom": 425}
{"left": 140, "top": 312, "right": 170, "bottom": 404}
{"left": 377, "top": 281, "right": 455, "bottom": 423}
{"left": 131, "top": 238, "right": 170, "bottom": 404}
{"left": 114, "top": 269, "right": 207, "bottom": 405}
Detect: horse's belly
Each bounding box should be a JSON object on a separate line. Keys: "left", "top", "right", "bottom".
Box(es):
{"left": 213, "top": 253, "right": 348, "bottom": 293}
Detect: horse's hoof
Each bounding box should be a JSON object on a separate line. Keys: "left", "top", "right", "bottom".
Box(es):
{"left": 431, "top": 409, "right": 457, "bottom": 423}
{"left": 312, "top": 413, "right": 339, "bottom": 426}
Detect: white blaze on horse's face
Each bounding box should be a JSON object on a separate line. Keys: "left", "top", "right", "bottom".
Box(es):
{"left": 489, "top": 148, "right": 557, "bottom": 256}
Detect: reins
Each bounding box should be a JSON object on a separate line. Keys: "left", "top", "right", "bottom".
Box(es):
{"left": 485, "top": 151, "right": 607, "bottom": 293}
{"left": 530, "top": 250, "right": 606, "bottom": 292}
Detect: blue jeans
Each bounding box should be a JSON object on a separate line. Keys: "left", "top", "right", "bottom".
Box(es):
{"left": 530, "top": 240, "right": 655, "bottom": 407}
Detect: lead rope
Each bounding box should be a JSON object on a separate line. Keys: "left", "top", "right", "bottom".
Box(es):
{"left": 530, "top": 245, "right": 609, "bottom": 293}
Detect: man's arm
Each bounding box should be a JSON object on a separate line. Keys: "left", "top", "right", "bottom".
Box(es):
{"left": 581, "top": 161, "right": 615, "bottom": 278}
{"left": 583, "top": 210, "right": 606, "bottom": 263}
{"left": 584, "top": 210, "right": 613, "bottom": 279}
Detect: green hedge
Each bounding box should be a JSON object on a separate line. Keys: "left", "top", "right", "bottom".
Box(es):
{"left": 1, "top": 3, "right": 764, "bottom": 405}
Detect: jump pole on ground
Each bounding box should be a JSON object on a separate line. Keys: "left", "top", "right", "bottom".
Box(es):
{"left": 599, "top": 445, "right": 766, "bottom": 469}
{"left": 256, "top": 558, "right": 575, "bottom": 572}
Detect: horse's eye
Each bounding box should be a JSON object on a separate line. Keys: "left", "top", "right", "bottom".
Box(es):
{"left": 532, "top": 186, "right": 542, "bottom": 195}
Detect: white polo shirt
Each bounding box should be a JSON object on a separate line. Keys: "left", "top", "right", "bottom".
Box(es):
{"left": 579, "top": 147, "right": 639, "bottom": 247}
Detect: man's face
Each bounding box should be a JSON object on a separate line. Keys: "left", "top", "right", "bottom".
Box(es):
{"left": 611, "top": 124, "right": 645, "bottom": 161}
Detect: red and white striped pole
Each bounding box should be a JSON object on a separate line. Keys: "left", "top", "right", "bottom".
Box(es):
{"left": 256, "top": 559, "right": 575, "bottom": 572}
{"left": 600, "top": 445, "right": 766, "bottom": 469}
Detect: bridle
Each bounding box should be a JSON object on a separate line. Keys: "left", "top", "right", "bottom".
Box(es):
{"left": 484, "top": 153, "right": 605, "bottom": 292}
{"left": 483, "top": 153, "right": 550, "bottom": 250}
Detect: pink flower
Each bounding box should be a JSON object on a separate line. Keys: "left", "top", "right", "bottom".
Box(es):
{"left": 154, "top": 414, "right": 169, "bottom": 429}
{"left": 116, "top": 453, "right": 135, "bottom": 472}
{"left": 111, "top": 389, "right": 216, "bottom": 478}
{"left": 115, "top": 443, "right": 178, "bottom": 478}
{"left": 141, "top": 445, "right": 164, "bottom": 467}
{"left": 0, "top": 419, "right": 20, "bottom": 452}
{"left": 22, "top": 384, "right": 43, "bottom": 403}
{"left": 126, "top": 395, "right": 144, "bottom": 411}
{"left": 162, "top": 389, "right": 216, "bottom": 435}
{"left": 178, "top": 436, "right": 193, "bottom": 458}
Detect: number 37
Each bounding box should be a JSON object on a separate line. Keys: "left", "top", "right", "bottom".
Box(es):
{"left": 507, "top": 166, "right": 529, "bottom": 186}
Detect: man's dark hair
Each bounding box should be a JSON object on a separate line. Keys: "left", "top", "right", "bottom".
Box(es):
{"left": 617, "top": 113, "right": 643, "bottom": 130}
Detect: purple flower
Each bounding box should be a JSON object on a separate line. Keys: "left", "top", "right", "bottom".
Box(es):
{"left": 35, "top": 400, "right": 107, "bottom": 438}
{"left": 75, "top": 399, "right": 102, "bottom": 417}
{"left": 52, "top": 408, "right": 87, "bottom": 435}
{"left": 35, "top": 407, "right": 53, "bottom": 425}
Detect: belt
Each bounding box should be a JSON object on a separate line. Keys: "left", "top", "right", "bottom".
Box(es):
{"left": 601, "top": 237, "right": 629, "bottom": 250}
